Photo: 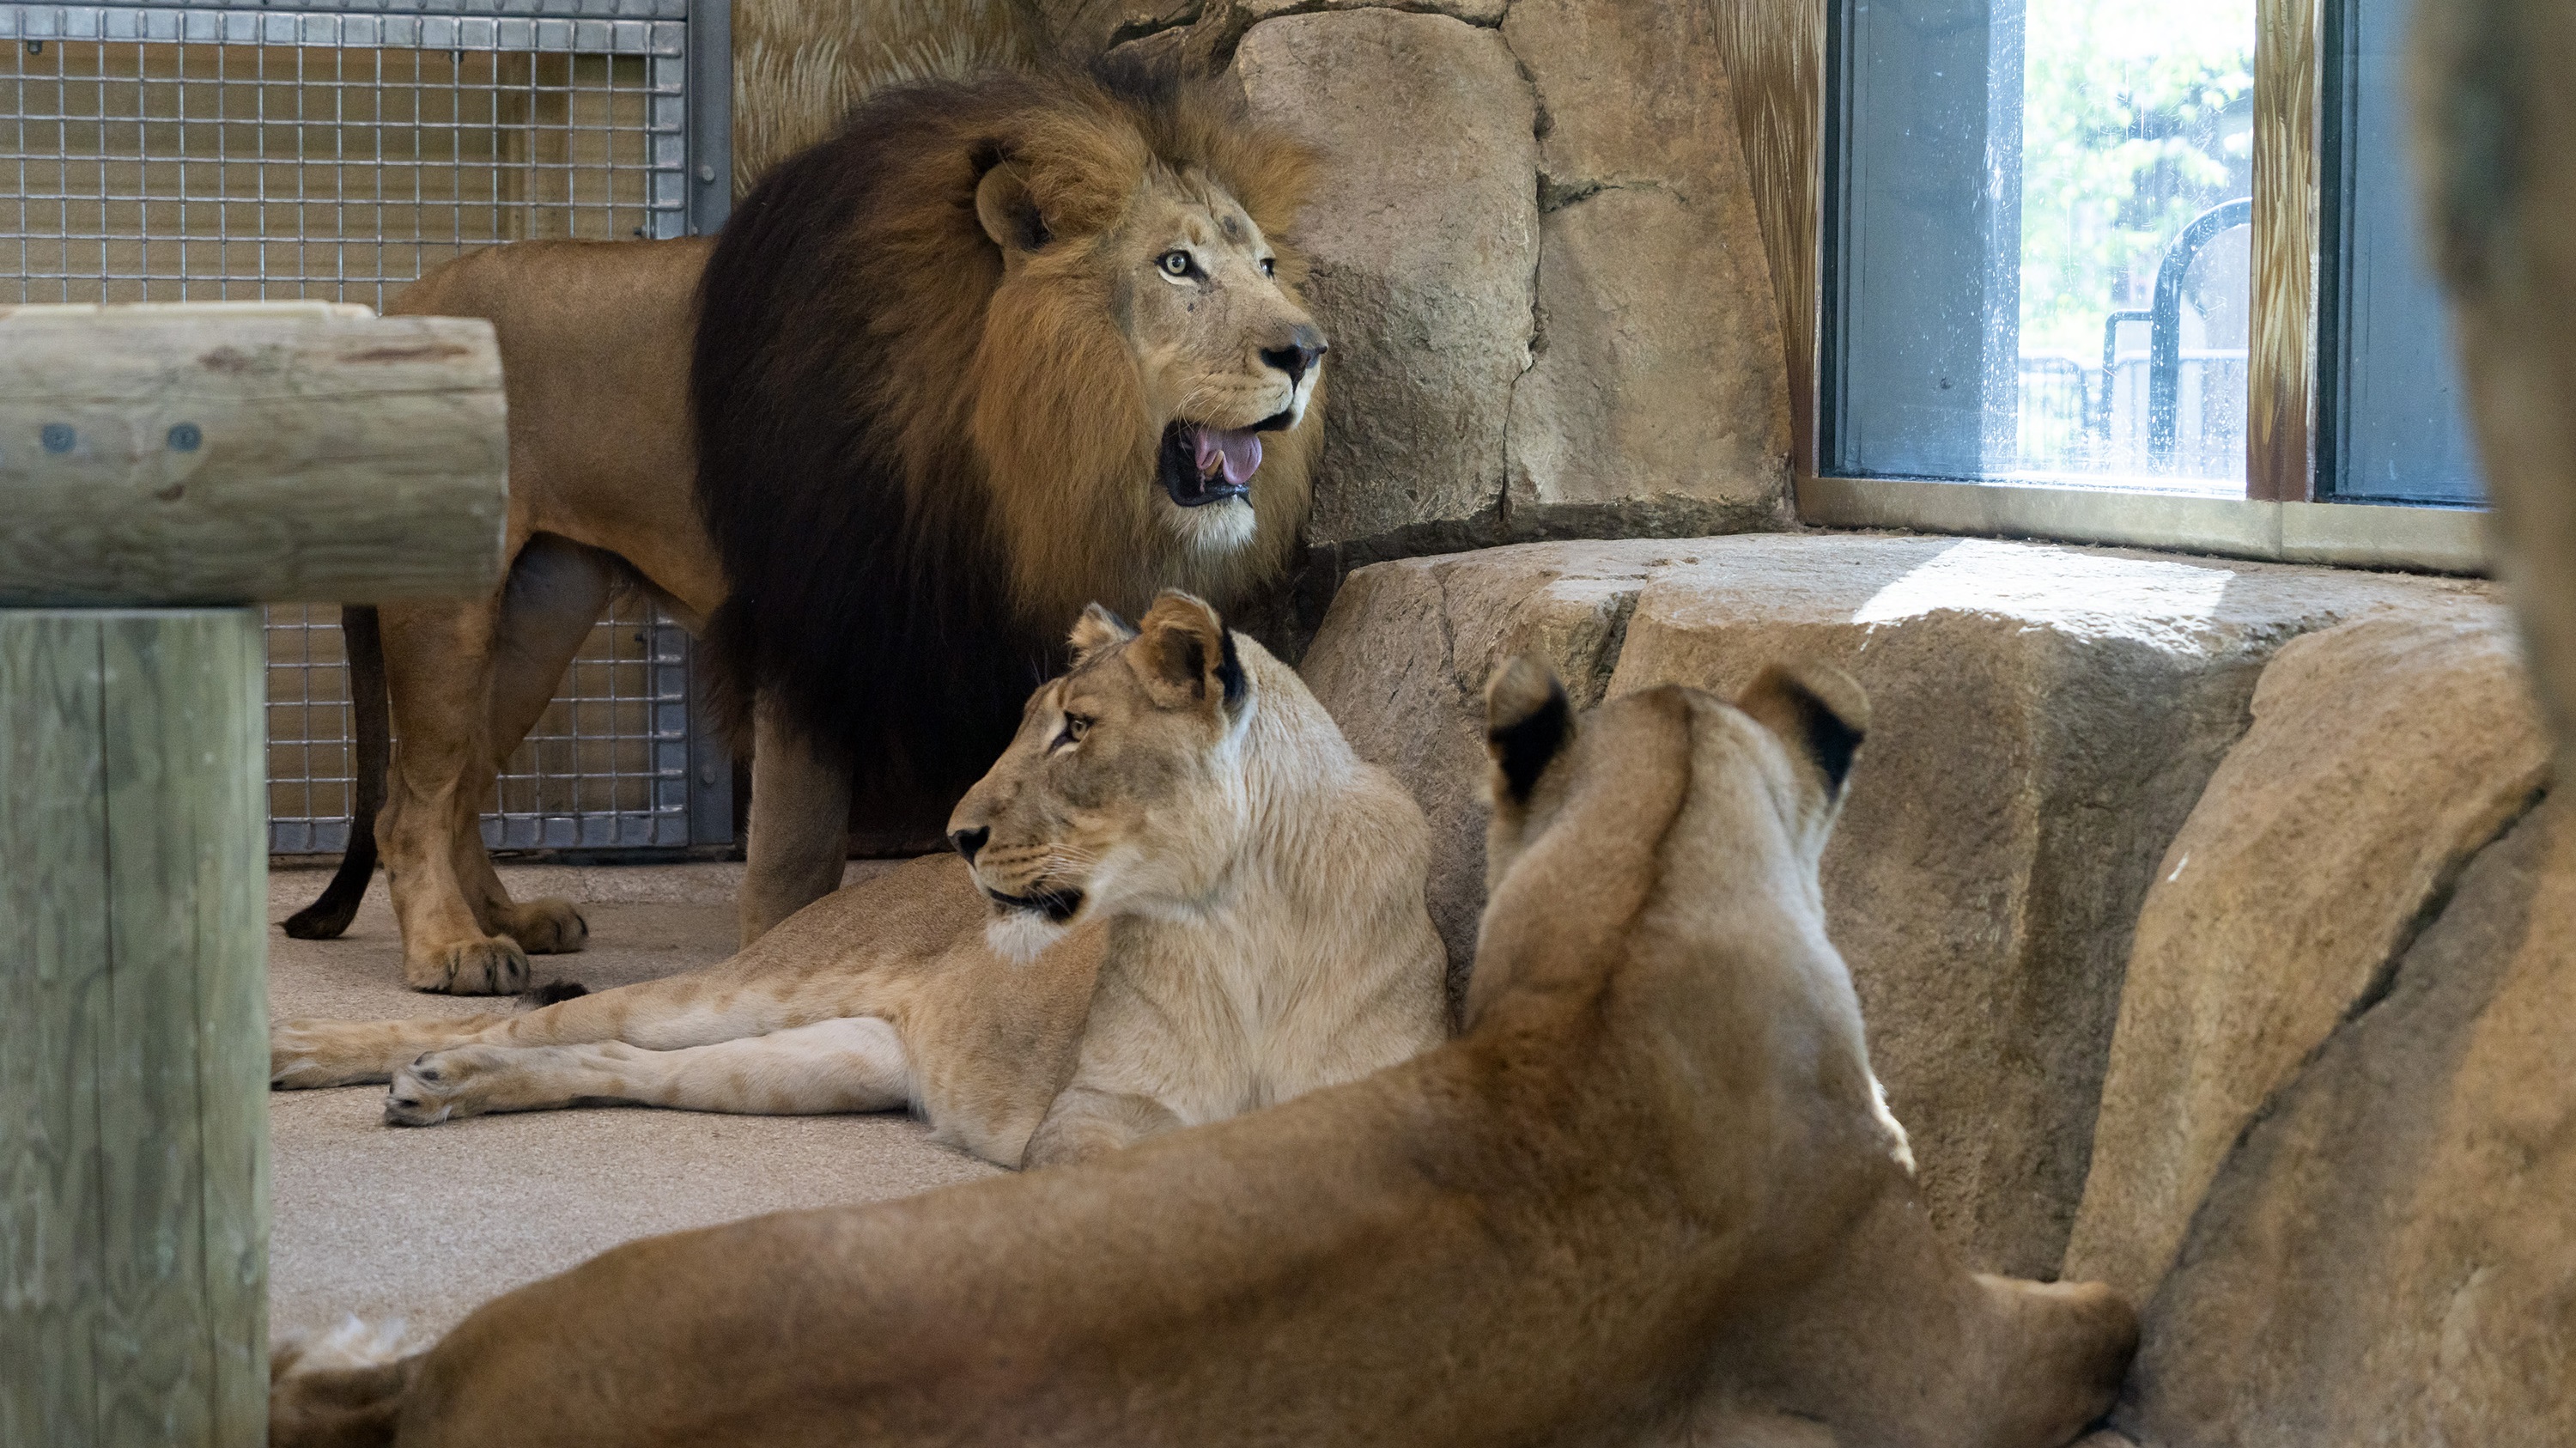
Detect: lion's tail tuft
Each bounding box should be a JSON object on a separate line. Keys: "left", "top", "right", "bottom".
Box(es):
{"left": 270, "top": 1316, "right": 420, "bottom": 1448}
{"left": 521, "top": 979, "right": 592, "bottom": 1008}
{"left": 283, "top": 605, "right": 387, "bottom": 941}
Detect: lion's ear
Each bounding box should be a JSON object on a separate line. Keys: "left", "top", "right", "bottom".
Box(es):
{"left": 1133, "top": 590, "right": 1245, "bottom": 715}
{"left": 1484, "top": 656, "right": 1572, "bottom": 805}
{"left": 975, "top": 161, "right": 1050, "bottom": 254}
{"left": 1067, "top": 603, "right": 1137, "bottom": 666}
{"left": 1737, "top": 662, "right": 1868, "bottom": 798}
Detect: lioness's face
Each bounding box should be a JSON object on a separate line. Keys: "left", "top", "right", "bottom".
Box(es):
{"left": 1117, "top": 168, "right": 1325, "bottom": 551}
{"left": 946, "top": 592, "right": 1255, "bottom": 961}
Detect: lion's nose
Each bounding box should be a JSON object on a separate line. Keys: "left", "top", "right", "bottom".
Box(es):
{"left": 948, "top": 826, "right": 989, "bottom": 862}
{"left": 1261, "top": 325, "right": 1327, "bottom": 384}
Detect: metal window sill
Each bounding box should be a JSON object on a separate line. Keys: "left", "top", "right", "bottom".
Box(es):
{"left": 1797, "top": 475, "right": 2490, "bottom": 576}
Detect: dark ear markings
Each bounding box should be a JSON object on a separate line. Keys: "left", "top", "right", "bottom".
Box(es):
{"left": 1782, "top": 687, "right": 1863, "bottom": 794}
{"left": 1163, "top": 629, "right": 1209, "bottom": 700}
{"left": 1484, "top": 656, "right": 1573, "bottom": 803}
{"left": 1742, "top": 664, "right": 1868, "bottom": 796}
{"left": 1215, "top": 624, "right": 1247, "bottom": 710}
{"left": 1135, "top": 590, "right": 1231, "bottom": 705}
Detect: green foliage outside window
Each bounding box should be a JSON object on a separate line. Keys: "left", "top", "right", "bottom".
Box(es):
{"left": 2019, "top": 0, "right": 2256, "bottom": 355}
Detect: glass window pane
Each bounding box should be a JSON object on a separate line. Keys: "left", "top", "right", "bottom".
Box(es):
{"left": 2322, "top": 0, "right": 2486, "bottom": 504}
{"left": 1830, "top": 0, "right": 2256, "bottom": 493}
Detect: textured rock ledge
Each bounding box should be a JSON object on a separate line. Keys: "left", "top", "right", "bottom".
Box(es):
{"left": 2117, "top": 793, "right": 2573, "bottom": 1445}
{"left": 1298, "top": 533, "right": 2499, "bottom": 1278}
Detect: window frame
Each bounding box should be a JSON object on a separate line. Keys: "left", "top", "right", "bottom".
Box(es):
{"left": 1711, "top": 0, "right": 2487, "bottom": 573}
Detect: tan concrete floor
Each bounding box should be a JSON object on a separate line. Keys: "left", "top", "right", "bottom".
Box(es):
{"left": 265, "top": 861, "right": 1000, "bottom": 1345}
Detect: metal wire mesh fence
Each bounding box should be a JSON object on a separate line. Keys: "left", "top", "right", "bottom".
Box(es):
{"left": 259, "top": 599, "right": 702, "bottom": 856}
{"left": 2, "top": 0, "right": 732, "bottom": 856}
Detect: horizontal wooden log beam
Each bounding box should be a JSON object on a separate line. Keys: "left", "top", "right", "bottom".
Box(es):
{"left": 0, "top": 303, "right": 507, "bottom": 606}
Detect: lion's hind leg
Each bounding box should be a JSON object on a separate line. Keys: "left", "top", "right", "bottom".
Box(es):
{"left": 383, "top": 1016, "right": 913, "bottom": 1126}
{"left": 456, "top": 535, "right": 622, "bottom": 960}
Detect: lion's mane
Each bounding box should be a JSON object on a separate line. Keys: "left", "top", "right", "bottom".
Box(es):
{"left": 692, "top": 58, "right": 1320, "bottom": 814}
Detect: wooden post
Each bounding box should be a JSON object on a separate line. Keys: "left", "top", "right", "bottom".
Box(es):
{"left": 0, "top": 302, "right": 507, "bottom": 1446}
{"left": 2, "top": 611, "right": 267, "bottom": 1446}
{"left": 2246, "top": 0, "right": 2319, "bottom": 502}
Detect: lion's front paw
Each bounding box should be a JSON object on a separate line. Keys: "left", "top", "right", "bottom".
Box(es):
{"left": 383, "top": 1046, "right": 511, "bottom": 1127}
{"left": 271, "top": 1019, "right": 398, "bottom": 1090}
{"left": 496, "top": 897, "right": 587, "bottom": 955}
{"left": 406, "top": 937, "right": 531, "bottom": 995}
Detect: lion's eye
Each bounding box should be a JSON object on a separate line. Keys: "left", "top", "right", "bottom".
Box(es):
{"left": 1158, "top": 250, "right": 1194, "bottom": 278}
{"left": 1054, "top": 714, "right": 1092, "bottom": 750}
{"left": 1260, "top": 257, "right": 1276, "bottom": 277}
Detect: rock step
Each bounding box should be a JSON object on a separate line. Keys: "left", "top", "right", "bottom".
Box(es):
{"left": 1299, "top": 532, "right": 2501, "bottom": 1280}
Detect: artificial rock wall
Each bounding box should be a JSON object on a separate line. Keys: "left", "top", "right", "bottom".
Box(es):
{"left": 1299, "top": 534, "right": 2573, "bottom": 1443}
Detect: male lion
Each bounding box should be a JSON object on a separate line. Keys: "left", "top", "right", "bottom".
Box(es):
{"left": 284, "top": 60, "right": 1327, "bottom": 995}
{"left": 270, "top": 660, "right": 2137, "bottom": 1448}
{"left": 270, "top": 593, "right": 1444, "bottom": 1168}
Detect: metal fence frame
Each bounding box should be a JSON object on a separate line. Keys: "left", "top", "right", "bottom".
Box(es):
{"left": 2, "top": 0, "right": 736, "bottom": 858}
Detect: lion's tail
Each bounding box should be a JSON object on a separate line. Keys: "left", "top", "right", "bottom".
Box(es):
{"left": 283, "top": 605, "right": 388, "bottom": 941}
{"left": 270, "top": 1316, "right": 420, "bottom": 1448}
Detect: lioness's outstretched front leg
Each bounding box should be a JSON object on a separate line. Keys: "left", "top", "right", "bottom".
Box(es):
{"left": 270, "top": 1012, "right": 509, "bottom": 1090}
{"left": 270, "top": 964, "right": 825, "bottom": 1089}
{"left": 382, "top": 1018, "right": 911, "bottom": 1125}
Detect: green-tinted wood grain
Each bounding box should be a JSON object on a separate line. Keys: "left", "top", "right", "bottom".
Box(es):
{"left": 97, "top": 611, "right": 269, "bottom": 1447}
{"left": 2, "top": 610, "right": 268, "bottom": 1448}
{"left": 1, "top": 613, "right": 112, "bottom": 1447}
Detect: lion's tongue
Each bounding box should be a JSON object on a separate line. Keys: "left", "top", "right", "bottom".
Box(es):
{"left": 1194, "top": 427, "right": 1262, "bottom": 487}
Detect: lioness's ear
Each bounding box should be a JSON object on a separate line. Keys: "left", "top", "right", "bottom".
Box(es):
{"left": 975, "top": 161, "right": 1050, "bottom": 253}
{"left": 1738, "top": 662, "right": 1868, "bottom": 797}
{"left": 1484, "top": 656, "right": 1572, "bottom": 805}
{"left": 1133, "top": 590, "right": 1246, "bottom": 713}
{"left": 1067, "top": 603, "right": 1137, "bottom": 666}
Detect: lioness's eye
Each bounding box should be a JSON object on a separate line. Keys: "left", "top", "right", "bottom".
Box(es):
{"left": 1158, "top": 250, "right": 1194, "bottom": 278}
{"left": 1260, "top": 257, "right": 1276, "bottom": 277}
{"left": 1054, "top": 714, "right": 1092, "bottom": 750}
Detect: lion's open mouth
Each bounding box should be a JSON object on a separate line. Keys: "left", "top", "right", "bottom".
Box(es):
{"left": 1157, "top": 413, "right": 1292, "bottom": 508}
{"left": 983, "top": 884, "right": 1085, "bottom": 923}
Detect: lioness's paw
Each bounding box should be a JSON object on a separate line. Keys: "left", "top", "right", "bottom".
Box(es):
{"left": 270, "top": 1019, "right": 395, "bottom": 1089}
{"left": 383, "top": 1046, "right": 509, "bottom": 1127}
{"left": 406, "top": 938, "right": 531, "bottom": 995}
{"left": 497, "top": 897, "right": 587, "bottom": 955}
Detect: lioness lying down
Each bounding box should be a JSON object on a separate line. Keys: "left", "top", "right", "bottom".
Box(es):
{"left": 271, "top": 660, "right": 2136, "bottom": 1448}
{"left": 269, "top": 593, "right": 1449, "bottom": 1168}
